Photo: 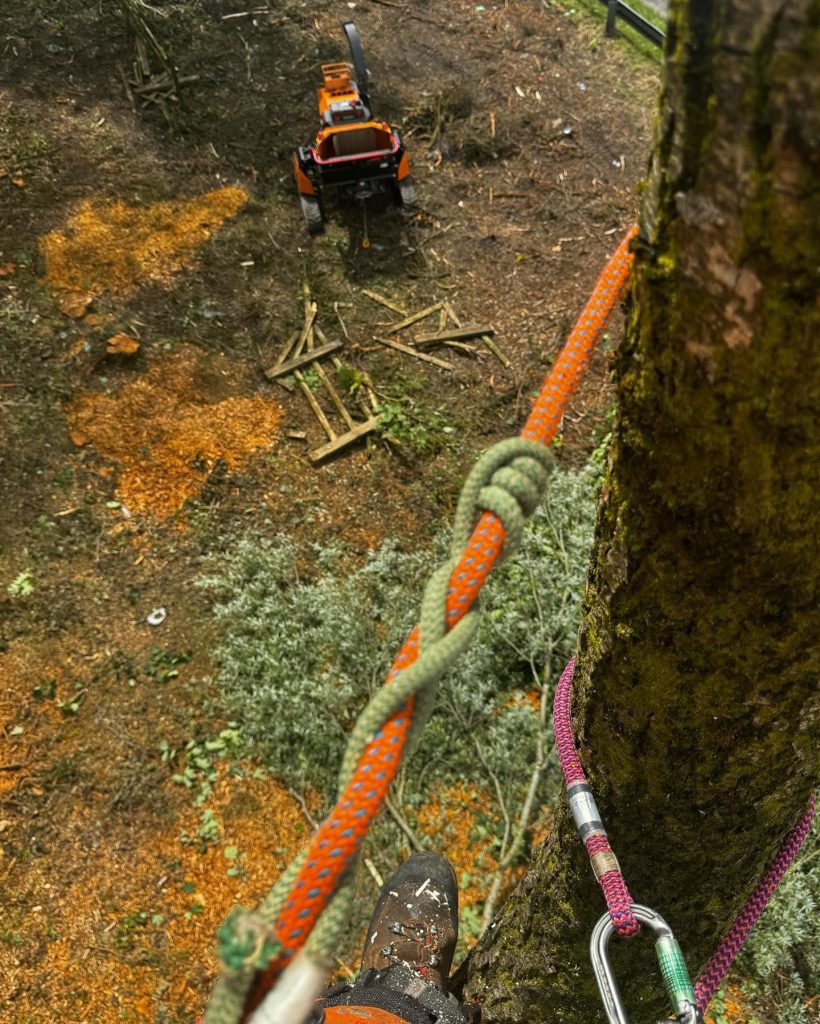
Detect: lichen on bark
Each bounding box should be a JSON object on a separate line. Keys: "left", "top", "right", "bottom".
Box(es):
{"left": 462, "top": 1, "right": 820, "bottom": 1021}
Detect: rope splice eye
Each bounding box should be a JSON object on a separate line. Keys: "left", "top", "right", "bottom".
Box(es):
{"left": 590, "top": 904, "right": 703, "bottom": 1024}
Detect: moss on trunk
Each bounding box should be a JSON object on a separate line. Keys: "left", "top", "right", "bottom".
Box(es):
{"left": 463, "top": 1, "right": 820, "bottom": 1020}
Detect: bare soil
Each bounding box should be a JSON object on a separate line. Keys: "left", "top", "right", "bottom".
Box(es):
{"left": 0, "top": 2, "right": 659, "bottom": 1021}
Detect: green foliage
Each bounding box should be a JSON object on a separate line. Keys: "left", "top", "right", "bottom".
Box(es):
{"left": 7, "top": 570, "right": 34, "bottom": 597}
{"left": 335, "top": 364, "right": 365, "bottom": 395}
{"left": 144, "top": 646, "right": 191, "bottom": 684}
{"left": 732, "top": 819, "right": 819, "bottom": 1024}
{"left": 200, "top": 455, "right": 603, "bottom": 818}
{"left": 375, "top": 399, "right": 451, "bottom": 457}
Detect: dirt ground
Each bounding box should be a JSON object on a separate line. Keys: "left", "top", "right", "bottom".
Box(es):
{"left": 0, "top": 2, "right": 671, "bottom": 1022}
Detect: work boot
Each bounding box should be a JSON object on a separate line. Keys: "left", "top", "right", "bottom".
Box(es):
{"left": 359, "top": 852, "right": 459, "bottom": 991}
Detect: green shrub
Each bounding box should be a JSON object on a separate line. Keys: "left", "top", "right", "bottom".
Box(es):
{"left": 199, "top": 454, "right": 603, "bottom": 833}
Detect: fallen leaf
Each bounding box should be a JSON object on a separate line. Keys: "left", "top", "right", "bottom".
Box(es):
{"left": 12, "top": 176, "right": 25, "bottom": 187}
{"left": 0, "top": 262, "right": 14, "bottom": 277}
{"left": 69, "top": 430, "right": 89, "bottom": 447}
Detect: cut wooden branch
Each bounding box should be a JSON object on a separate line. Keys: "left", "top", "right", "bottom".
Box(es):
{"left": 333, "top": 302, "right": 350, "bottom": 340}
{"left": 386, "top": 302, "right": 444, "bottom": 334}
{"left": 275, "top": 329, "right": 301, "bottom": 366}
{"left": 481, "top": 334, "right": 512, "bottom": 369}
{"left": 293, "top": 301, "right": 318, "bottom": 359}
{"left": 117, "top": 63, "right": 136, "bottom": 112}
{"left": 444, "top": 301, "right": 462, "bottom": 328}
{"left": 373, "top": 336, "right": 454, "bottom": 370}
{"left": 362, "top": 371, "right": 380, "bottom": 412}
{"left": 443, "top": 341, "right": 478, "bottom": 355}
{"left": 263, "top": 340, "right": 343, "bottom": 380}
{"left": 294, "top": 371, "right": 336, "bottom": 441}
{"left": 308, "top": 416, "right": 382, "bottom": 463}
{"left": 362, "top": 289, "right": 407, "bottom": 316}
{"left": 314, "top": 361, "right": 356, "bottom": 430}
{"left": 415, "top": 324, "right": 494, "bottom": 344}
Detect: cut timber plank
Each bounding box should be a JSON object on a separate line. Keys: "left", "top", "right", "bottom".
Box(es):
{"left": 386, "top": 302, "right": 444, "bottom": 334}
{"left": 362, "top": 289, "right": 407, "bottom": 317}
{"left": 263, "top": 341, "right": 343, "bottom": 380}
{"left": 373, "top": 336, "right": 454, "bottom": 370}
{"left": 309, "top": 417, "right": 382, "bottom": 463}
{"left": 415, "top": 324, "right": 494, "bottom": 344}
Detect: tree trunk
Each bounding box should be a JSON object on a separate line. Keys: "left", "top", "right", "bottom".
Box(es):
{"left": 463, "top": 1, "right": 820, "bottom": 1021}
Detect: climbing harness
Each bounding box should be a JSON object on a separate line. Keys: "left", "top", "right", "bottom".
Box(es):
{"left": 555, "top": 657, "right": 816, "bottom": 1023}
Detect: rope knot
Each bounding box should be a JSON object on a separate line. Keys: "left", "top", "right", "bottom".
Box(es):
{"left": 453, "top": 438, "right": 554, "bottom": 558}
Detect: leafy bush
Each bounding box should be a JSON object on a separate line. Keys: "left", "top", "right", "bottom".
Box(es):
{"left": 199, "top": 455, "right": 603, "bottom": 850}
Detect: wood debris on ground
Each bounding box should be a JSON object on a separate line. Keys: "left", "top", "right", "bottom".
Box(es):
{"left": 264, "top": 285, "right": 381, "bottom": 463}
{"left": 264, "top": 287, "right": 513, "bottom": 465}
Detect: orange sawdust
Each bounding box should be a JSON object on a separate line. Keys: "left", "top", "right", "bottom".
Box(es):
{"left": 0, "top": 639, "right": 89, "bottom": 797}
{"left": 416, "top": 784, "right": 499, "bottom": 913}
{"left": 39, "top": 186, "right": 248, "bottom": 303}
{"left": 4, "top": 768, "right": 310, "bottom": 1024}
{"left": 704, "top": 984, "right": 750, "bottom": 1024}
{"left": 65, "top": 345, "right": 283, "bottom": 519}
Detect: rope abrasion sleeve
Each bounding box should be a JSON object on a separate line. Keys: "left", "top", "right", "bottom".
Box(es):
{"left": 203, "top": 227, "right": 639, "bottom": 1024}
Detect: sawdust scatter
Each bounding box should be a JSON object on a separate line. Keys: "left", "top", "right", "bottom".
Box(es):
{"left": 66, "top": 346, "right": 282, "bottom": 519}
{"left": 40, "top": 186, "right": 248, "bottom": 303}
{"left": 5, "top": 771, "right": 308, "bottom": 1024}
{"left": 416, "top": 784, "right": 498, "bottom": 914}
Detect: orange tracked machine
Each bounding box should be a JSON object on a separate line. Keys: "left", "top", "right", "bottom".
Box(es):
{"left": 292, "top": 22, "right": 417, "bottom": 235}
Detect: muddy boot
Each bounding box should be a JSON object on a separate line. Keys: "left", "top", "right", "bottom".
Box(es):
{"left": 359, "top": 852, "right": 459, "bottom": 992}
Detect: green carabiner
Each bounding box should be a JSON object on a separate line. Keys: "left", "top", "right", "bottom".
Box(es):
{"left": 590, "top": 904, "right": 702, "bottom": 1024}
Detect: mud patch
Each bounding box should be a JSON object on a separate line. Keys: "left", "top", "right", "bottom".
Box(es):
{"left": 65, "top": 345, "right": 282, "bottom": 520}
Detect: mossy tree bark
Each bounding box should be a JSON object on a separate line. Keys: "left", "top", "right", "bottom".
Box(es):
{"left": 462, "top": 1, "right": 819, "bottom": 1021}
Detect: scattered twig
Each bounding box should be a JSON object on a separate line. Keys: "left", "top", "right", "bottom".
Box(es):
{"left": 384, "top": 793, "right": 426, "bottom": 852}
{"left": 481, "top": 334, "right": 512, "bottom": 369}
{"left": 287, "top": 786, "right": 319, "bottom": 832}
{"left": 263, "top": 340, "right": 343, "bottom": 380}
{"left": 374, "top": 335, "right": 453, "bottom": 370}
{"left": 415, "top": 324, "right": 494, "bottom": 344}
{"left": 221, "top": 8, "right": 272, "bottom": 19}
{"left": 362, "top": 289, "right": 407, "bottom": 316}
{"left": 364, "top": 856, "right": 384, "bottom": 888}
{"left": 333, "top": 301, "right": 350, "bottom": 340}
{"left": 386, "top": 301, "right": 444, "bottom": 334}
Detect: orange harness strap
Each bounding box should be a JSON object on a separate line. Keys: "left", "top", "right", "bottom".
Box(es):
{"left": 324, "top": 1008, "right": 409, "bottom": 1023}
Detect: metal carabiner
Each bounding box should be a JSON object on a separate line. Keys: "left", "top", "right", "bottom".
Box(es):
{"left": 590, "top": 904, "right": 702, "bottom": 1024}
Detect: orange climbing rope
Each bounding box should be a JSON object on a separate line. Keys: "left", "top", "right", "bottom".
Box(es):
{"left": 244, "top": 225, "right": 639, "bottom": 1013}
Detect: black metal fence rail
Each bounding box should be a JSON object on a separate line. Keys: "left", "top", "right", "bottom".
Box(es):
{"left": 598, "top": 0, "right": 666, "bottom": 48}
